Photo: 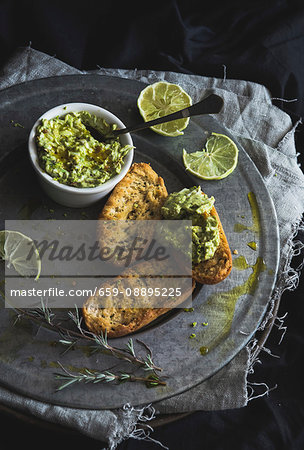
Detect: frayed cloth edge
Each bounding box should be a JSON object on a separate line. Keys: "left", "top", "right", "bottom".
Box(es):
{"left": 245, "top": 216, "right": 304, "bottom": 402}
{"left": 106, "top": 404, "right": 169, "bottom": 450}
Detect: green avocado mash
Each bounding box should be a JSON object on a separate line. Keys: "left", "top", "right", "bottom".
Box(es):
{"left": 161, "top": 186, "right": 220, "bottom": 263}
{"left": 36, "top": 111, "right": 133, "bottom": 188}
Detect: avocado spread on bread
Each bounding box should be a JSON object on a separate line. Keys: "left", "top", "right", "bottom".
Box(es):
{"left": 161, "top": 186, "right": 220, "bottom": 263}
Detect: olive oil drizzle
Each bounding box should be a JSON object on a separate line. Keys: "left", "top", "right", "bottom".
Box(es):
{"left": 198, "top": 191, "right": 265, "bottom": 355}
{"left": 199, "top": 256, "right": 266, "bottom": 355}
{"left": 232, "top": 255, "right": 250, "bottom": 270}
{"left": 234, "top": 191, "right": 260, "bottom": 235}
{"left": 247, "top": 241, "right": 257, "bottom": 251}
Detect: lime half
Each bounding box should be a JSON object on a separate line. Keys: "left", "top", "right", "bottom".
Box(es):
{"left": 0, "top": 230, "right": 41, "bottom": 280}
{"left": 137, "top": 81, "right": 192, "bottom": 137}
{"left": 183, "top": 132, "right": 239, "bottom": 180}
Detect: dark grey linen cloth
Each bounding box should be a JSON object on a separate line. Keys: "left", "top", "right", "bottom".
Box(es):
{"left": 0, "top": 47, "right": 303, "bottom": 449}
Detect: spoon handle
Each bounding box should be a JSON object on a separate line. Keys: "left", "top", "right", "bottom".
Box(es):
{"left": 113, "top": 93, "right": 224, "bottom": 136}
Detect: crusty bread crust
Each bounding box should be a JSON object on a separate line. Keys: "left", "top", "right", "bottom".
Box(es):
{"left": 82, "top": 259, "right": 195, "bottom": 338}
{"left": 192, "top": 206, "right": 232, "bottom": 284}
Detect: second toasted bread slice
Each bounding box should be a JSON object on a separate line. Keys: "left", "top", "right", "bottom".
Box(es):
{"left": 83, "top": 259, "right": 195, "bottom": 338}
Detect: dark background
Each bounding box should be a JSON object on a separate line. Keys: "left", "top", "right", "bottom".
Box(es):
{"left": 0, "top": 1, "right": 304, "bottom": 449}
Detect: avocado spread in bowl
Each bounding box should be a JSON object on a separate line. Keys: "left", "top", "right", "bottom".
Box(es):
{"left": 36, "top": 111, "right": 133, "bottom": 188}
{"left": 161, "top": 186, "right": 220, "bottom": 263}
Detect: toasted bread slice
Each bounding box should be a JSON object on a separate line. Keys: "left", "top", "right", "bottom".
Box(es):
{"left": 192, "top": 206, "right": 232, "bottom": 284}
{"left": 83, "top": 259, "right": 195, "bottom": 338}
{"left": 99, "top": 162, "right": 168, "bottom": 220}
{"left": 97, "top": 162, "right": 168, "bottom": 267}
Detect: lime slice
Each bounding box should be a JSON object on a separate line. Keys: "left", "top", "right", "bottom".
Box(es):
{"left": 0, "top": 230, "right": 41, "bottom": 280}
{"left": 137, "top": 81, "right": 192, "bottom": 137}
{"left": 183, "top": 132, "right": 239, "bottom": 180}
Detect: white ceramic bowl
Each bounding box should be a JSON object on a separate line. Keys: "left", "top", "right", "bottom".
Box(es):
{"left": 28, "top": 102, "right": 134, "bottom": 207}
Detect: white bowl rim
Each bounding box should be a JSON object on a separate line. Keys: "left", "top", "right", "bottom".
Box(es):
{"left": 28, "top": 102, "right": 134, "bottom": 194}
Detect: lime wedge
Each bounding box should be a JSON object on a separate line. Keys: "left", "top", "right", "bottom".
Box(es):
{"left": 183, "top": 132, "right": 239, "bottom": 180}
{"left": 137, "top": 81, "right": 192, "bottom": 137}
{"left": 0, "top": 230, "right": 41, "bottom": 280}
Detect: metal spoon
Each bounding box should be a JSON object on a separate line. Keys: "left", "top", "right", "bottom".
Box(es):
{"left": 88, "top": 93, "right": 224, "bottom": 140}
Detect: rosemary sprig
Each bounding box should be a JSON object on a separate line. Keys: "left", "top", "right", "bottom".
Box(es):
{"left": 55, "top": 362, "right": 166, "bottom": 391}
{"left": 17, "top": 299, "right": 55, "bottom": 325}
{"left": 90, "top": 330, "right": 162, "bottom": 372}
{"left": 15, "top": 301, "right": 163, "bottom": 373}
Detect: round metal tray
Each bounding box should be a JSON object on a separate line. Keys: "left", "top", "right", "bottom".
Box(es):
{"left": 0, "top": 74, "right": 279, "bottom": 410}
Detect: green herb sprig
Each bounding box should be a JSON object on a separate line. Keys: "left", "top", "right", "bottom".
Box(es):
{"left": 55, "top": 362, "right": 166, "bottom": 391}
{"left": 14, "top": 300, "right": 166, "bottom": 390}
